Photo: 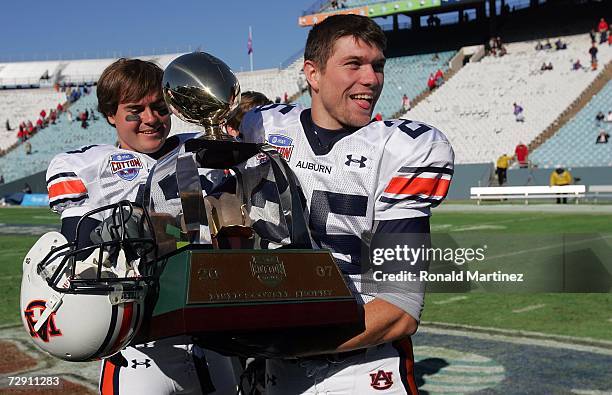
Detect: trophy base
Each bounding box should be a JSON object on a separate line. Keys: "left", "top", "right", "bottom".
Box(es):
{"left": 135, "top": 247, "right": 361, "bottom": 357}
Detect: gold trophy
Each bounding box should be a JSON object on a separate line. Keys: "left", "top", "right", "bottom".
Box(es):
{"left": 137, "top": 52, "right": 360, "bottom": 357}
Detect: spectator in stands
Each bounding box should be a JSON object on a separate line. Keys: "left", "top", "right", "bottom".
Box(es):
{"left": 374, "top": 113, "right": 383, "bottom": 122}
{"left": 515, "top": 142, "right": 529, "bottom": 168}
{"left": 66, "top": 110, "right": 73, "bottom": 123}
{"left": 427, "top": 15, "right": 435, "bottom": 27}
{"left": 598, "top": 18, "right": 608, "bottom": 33}
{"left": 80, "top": 111, "right": 89, "bottom": 129}
{"left": 596, "top": 111, "right": 605, "bottom": 125}
{"left": 40, "top": 109, "right": 46, "bottom": 119}
{"left": 590, "top": 29, "right": 597, "bottom": 43}
{"left": 535, "top": 41, "right": 544, "bottom": 51}
{"left": 434, "top": 68, "right": 444, "bottom": 87}
{"left": 496, "top": 153, "right": 512, "bottom": 185}
{"left": 402, "top": 94, "right": 411, "bottom": 112}
{"left": 0, "top": 175, "right": 4, "bottom": 185}
{"left": 331, "top": 0, "right": 338, "bottom": 10}
{"left": 274, "top": 96, "right": 281, "bottom": 103}
{"left": 427, "top": 73, "right": 436, "bottom": 91}
{"left": 24, "top": 141, "right": 32, "bottom": 155}
{"left": 555, "top": 38, "right": 567, "bottom": 50}
{"left": 283, "top": 92, "right": 288, "bottom": 103}
{"left": 540, "top": 62, "right": 553, "bottom": 71}
{"left": 57, "top": 103, "right": 63, "bottom": 113}
{"left": 22, "top": 183, "right": 32, "bottom": 194}
{"left": 35, "top": 118, "right": 43, "bottom": 130}
{"left": 572, "top": 59, "right": 584, "bottom": 71}
{"left": 546, "top": 62, "right": 553, "bottom": 70}
{"left": 17, "top": 126, "right": 25, "bottom": 142}
{"left": 5, "top": 119, "right": 11, "bottom": 131}
{"left": 600, "top": 29, "right": 608, "bottom": 45}
{"left": 513, "top": 103, "right": 525, "bottom": 122}
{"left": 596, "top": 130, "right": 610, "bottom": 144}
{"left": 226, "top": 90, "right": 272, "bottom": 139}
{"left": 543, "top": 39, "right": 552, "bottom": 50}
{"left": 589, "top": 43, "right": 598, "bottom": 70}
{"left": 550, "top": 165, "right": 572, "bottom": 204}
{"left": 606, "top": 111, "right": 612, "bottom": 123}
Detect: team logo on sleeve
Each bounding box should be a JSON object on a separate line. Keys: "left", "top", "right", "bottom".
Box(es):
{"left": 110, "top": 153, "right": 143, "bottom": 181}
{"left": 267, "top": 134, "right": 294, "bottom": 162}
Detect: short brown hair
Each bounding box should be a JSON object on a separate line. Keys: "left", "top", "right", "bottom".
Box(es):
{"left": 97, "top": 58, "right": 164, "bottom": 121}
{"left": 227, "top": 91, "right": 272, "bottom": 131}
{"left": 304, "top": 14, "right": 386, "bottom": 71}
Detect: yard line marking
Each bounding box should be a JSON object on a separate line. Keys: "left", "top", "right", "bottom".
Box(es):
{"left": 486, "top": 234, "right": 612, "bottom": 261}
{"left": 433, "top": 296, "right": 468, "bottom": 305}
{"left": 512, "top": 304, "right": 546, "bottom": 313}
{"left": 607, "top": 318, "right": 612, "bottom": 323}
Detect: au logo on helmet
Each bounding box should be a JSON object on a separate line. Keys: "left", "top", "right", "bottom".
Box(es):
{"left": 110, "top": 153, "right": 143, "bottom": 181}
{"left": 23, "top": 300, "right": 62, "bottom": 342}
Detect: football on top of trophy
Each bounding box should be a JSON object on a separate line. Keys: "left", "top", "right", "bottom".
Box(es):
{"left": 162, "top": 52, "right": 241, "bottom": 136}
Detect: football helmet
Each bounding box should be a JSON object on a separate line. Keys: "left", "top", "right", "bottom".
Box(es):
{"left": 20, "top": 201, "right": 157, "bottom": 362}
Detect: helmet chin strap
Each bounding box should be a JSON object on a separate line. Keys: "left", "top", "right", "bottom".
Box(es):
{"left": 34, "top": 292, "right": 64, "bottom": 332}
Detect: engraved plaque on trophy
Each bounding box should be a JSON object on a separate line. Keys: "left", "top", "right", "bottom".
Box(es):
{"left": 136, "top": 52, "right": 360, "bottom": 357}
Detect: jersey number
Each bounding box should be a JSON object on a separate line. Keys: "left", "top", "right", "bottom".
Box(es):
{"left": 309, "top": 190, "right": 368, "bottom": 265}
{"left": 383, "top": 119, "right": 430, "bottom": 139}
{"left": 255, "top": 103, "right": 296, "bottom": 115}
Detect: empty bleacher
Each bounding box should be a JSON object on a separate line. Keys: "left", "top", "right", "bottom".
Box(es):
{"left": 405, "top": 33, "right": 611, "bottom": 164}
{"left": 530, "top": 79, "right": 612, "bottom": 168}
{"left": 236, "top": 56, "right": 305, "bottom": 102}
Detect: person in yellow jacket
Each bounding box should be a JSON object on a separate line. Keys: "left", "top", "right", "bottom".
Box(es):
{"left": 550, "top": 165, "right": 573, "bottom": 204}
{"left": 496, "top": 154, "right": 512, "bottom": 185}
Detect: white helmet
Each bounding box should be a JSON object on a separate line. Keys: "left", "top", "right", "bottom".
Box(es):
{"left": 20, "top": 201, "right": 157, "bottom": 362}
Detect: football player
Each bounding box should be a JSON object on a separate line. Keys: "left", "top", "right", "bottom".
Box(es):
{"left": 45, "top": 58, "right": 237, "bottom": 394}
{"left": 240, "top": 15, "right": 454, "bottom": 394}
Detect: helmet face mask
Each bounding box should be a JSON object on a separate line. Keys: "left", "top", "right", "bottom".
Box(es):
{"left": 40, "top": 201, "right": 157, "bottom": 295}
{"left": 20, "top": 200, "right": 157, "bottom": 361}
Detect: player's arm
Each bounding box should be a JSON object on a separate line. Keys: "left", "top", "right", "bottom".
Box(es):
{"left": 46, "top": 155, "right": 101, "bottom": 255}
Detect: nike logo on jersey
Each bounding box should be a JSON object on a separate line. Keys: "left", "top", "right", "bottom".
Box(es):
{"left": 295, "top": 160, "right": 332, "bottom": 174}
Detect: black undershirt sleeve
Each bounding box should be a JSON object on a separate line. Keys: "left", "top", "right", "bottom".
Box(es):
{"left": 60, "top": 216, "right": 101, "bottom": 260}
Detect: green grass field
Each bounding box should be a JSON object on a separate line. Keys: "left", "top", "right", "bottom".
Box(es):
{"left": 2, "top": 206, "right": 611, "bottom": 341}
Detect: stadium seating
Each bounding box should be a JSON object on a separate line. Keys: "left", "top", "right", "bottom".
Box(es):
{"left": 0, "top": 61, "right": 62, "bottom": 87}
{"left": 0, "top": 89, "right": 66, "bottom": 150}
{"left": 0, "top": 91, "right": 114, "bottom": 183}
{"left": 530, "top": 79, "right": 612, "bottom": 168}
{"left": 235, "top": 56, "right": 305, "bottom": 102}
{"left": 294, "top": 51, "right": 455, "bottom": 118}
{"left": 405, "top": 33, "right": 611, "bottom": 164}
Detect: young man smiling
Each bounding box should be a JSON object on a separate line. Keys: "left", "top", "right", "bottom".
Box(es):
{"left": 241, "top": 15, "right": 454, "bottom": 394}
{"left": 46, "top": 58, "right": 237, "bottom": 395}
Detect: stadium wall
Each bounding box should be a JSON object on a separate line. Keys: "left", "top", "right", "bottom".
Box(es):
{"left": 506, "top": 167, "right": 612, "bottom": 188}
{"left": 0, "top": 170, "right": 46, "bottom": 197}
{"left": 447, "top": 163, "right": 493, "bottom": 200}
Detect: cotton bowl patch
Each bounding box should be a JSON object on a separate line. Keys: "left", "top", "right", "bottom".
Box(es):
{"left": 110, "top": 153, "right": 143, "bottom": 181}
{"left": 267, "top": 134, "right": 294, "bottom": 162}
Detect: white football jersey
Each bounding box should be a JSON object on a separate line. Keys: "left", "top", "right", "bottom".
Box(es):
{"left": 46, "top": 133, "right": 200, "bottom": 220}
{"left": 241, "top": 103, "right": 454, "bottom": 301}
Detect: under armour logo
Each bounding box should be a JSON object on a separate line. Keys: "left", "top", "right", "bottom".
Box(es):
{"left": 345, "top": 155, "right": 367, "bottom": 168}
{"left": 266, "top": 374, "right": 277, "bottom": 386}
{"left": 370, "top": 370, "right": 393, "bottom": 390}
{"left": 131, "top": 359, "right": 151, "bottom": 369}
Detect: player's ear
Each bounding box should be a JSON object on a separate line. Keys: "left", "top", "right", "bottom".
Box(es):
{"left": 107, "top": 114, "right": 116, "bottom": 126}
{"left": 303, "top": 60, "right": 320, "bottom": 93}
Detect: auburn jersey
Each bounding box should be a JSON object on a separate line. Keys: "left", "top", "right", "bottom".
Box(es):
{"left": 46, "top": 133, "right": 200, "bottom": 219}
{"left": 241, "top": 103, "right": 454, "bottom": 301}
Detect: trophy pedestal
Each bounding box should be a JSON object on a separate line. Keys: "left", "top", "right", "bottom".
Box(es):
{"left": 135, "top": 247, "right": 361, "bottom": 357}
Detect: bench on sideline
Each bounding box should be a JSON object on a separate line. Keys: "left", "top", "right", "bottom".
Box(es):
{"left": 589, "top": 185, "right": 612, "bottom": 203}
{"left": 470, "top": 185, "right": 586, "bottom": 204}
